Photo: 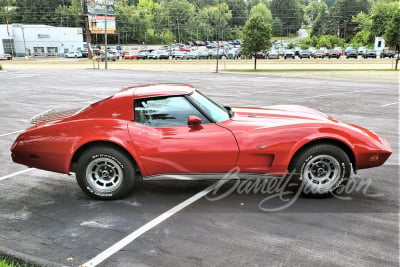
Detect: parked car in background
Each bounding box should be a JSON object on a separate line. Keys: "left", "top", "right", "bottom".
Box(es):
{"left": 158, "top": 51, "right": 170, "bottom": 59}
{"left": 174, "top": 51, "right": 187, "bottom": 59}
{"left": 198, "top": 50, "right": 211, "bottom": 59}
{"left": 284, "top": 49, "right": 295, "bottom": 59}
{"left": 363, "top": 49, "right": 377, "bottom": 58}
{"left": 380, "top": 49, "right": 395, "bottom": 58}
{"left": 123, "top": 51, "right": 138, "bottom": 60}
{"left": 137, "top": 51, "right": 150, "bottom": 59}
{"left": 226, "top": 49, "right": 240, "bottom": 59}
{"left": 97, "top": 53, "right": 117, "bottom": 62}
{"left": 312, "top": 50, "right": 325, "bottom": 59}
{"left": 344, "top": 47, "right": 354, "bottom": 56}
{"left": 107, "top": 49, "right": 120, "bottom": 59}
{"left": 211, "top": 50, "right": 225, "bottom": 59}
{"left": 267, "top": 49, "right": 279, "bottom": 59}
{"left": 0, "top": 53, "right": 12, "bottom": 60}
{"left": 328, "top": 49, "right": 340, "bottom": 59}
{"left": 333, "top": 47, "right": 343, "bottom": 55}
{"left": 346, "top": 49, "right": 358, "bottom": 59}
{"left": 308, "top": 47, "right": 316, "bottom": 56}
{"left": 299, "top": 50, "right": 311, "bottom": 59}
{"left": 357, "top": 46, "right": 367, "bottom": 55}
{"left": 278, "top": 48, "right": 285, "bottom": 57}
{"left": 255, "top": 51, "right": 266, "bottom": 59}
{"left": 148, "top": 51, "right": 165, "bottom": 59}
{"left": 65, "top": 51, "right": 82, "bottom": 58}
{"left": 195, "top": 41, "right": 206, "bottom": 46}
{"left": 186, "top": 51, "right": 198, "bottom": 59}
{"left": 294, "top": 47, "right": 301, "bottom": 56}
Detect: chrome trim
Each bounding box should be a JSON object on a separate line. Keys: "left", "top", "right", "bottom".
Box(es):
{"left": 143, "top": 173, "right": 268, "bottom": 181}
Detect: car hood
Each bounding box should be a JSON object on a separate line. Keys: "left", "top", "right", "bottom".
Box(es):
{"left": 231, "top": 105, "right": 329, "bottom": 122}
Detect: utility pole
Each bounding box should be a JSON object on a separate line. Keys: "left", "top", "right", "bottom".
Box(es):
{"left": 216, "top": 0, "right": 221, "bottom": 73}
{"left": 81, "top": 0, "right": 93, "bottom": 59}
{"left": 104, "top": 13, "right": 108, "bottom": 69}
{"left": 176, "top": 17, "right": 181, "bottom": 44}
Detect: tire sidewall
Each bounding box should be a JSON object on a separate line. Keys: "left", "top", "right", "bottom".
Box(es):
{"left": 76, "top": 147, "right": 135, "bottom": 200}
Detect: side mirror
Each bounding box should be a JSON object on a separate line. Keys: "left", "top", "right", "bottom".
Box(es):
{"left": 188, "top": 115, "right": 202, "bottom": 126}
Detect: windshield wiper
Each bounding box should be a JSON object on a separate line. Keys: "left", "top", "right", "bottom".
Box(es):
{"left": 224, "top": 106, "right": 234, "bottom": 118}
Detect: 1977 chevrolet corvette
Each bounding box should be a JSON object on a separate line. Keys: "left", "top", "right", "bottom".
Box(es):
{"left": 11, "top": 84, "right": 391, "bottom": 200}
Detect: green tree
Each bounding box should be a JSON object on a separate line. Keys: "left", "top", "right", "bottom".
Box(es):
{"left": 54, "top": 0, "right": 81, "bottom": 27}
{"left": 241, "top": 15, "right": 271, "bottom": 70}
{"left": 13, "top": 0, "right": 68, "bottom": 25}
{"left": 271, "top": 17, "right": 283, "bottom": 36}
{"left": 226, "top": 0, "right": 247, "bottom": 28}
{"left": 304, "top": 0, "right": 324, "bottom": 26}
{"left": 350, "top": 12, "right": 372, "bottom": 47}
{"left": 249, "top": 2, "right": 272, "bottom": 23}
{"left": 311, "top": 1, "right": 328, "bottom": 36}
{"left": 198, "top": 3, "right": 232, "bottom": 41}
{"left": 270, "top": 0, "right": 303, "bottom": 35}
{"left": 328, "top": 0, "right": 371, "bottom": 41}
{"left": 370, "top": 1, "right": 398, "bottom": 41}
{"left": 384, "top": 6, "right": 400, "bottom": 69}
{"left": 0, "top": 0, "right": 15, "bottom": 24}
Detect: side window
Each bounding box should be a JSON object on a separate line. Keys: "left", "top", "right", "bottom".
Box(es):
{"left": 134, "top": 96, "right": 209, "bottom": 127}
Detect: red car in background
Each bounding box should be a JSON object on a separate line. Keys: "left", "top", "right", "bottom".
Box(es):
{"left": 123, "top": 51, "right": 138, "bottom": 59}
{"left": 11, "top": 84, "right": 392, "bottom": 200}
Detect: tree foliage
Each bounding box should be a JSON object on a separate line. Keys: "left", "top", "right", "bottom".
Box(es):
{"left": 249, "top": 3, "right": 272, "bottom": 24}
{"left": 271, "top": 17, "right": 283, "bottom": 37}
{"left": 270, "top": 0, "right": 303, "bottom": 34}
{"left": 14, "top": 0, "right": 69, "bottom": 25}
{"left": 370, "top": 1, "right": 398, "bottom": 41}
{"left": 241, "top": 15, "right": 271, "bottom": 70}
{"left": 384, "top": 6, "right": 400, "bottom": 51}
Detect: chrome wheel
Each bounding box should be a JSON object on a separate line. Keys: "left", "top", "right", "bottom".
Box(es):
{"left": 85, "top": 157, "right": 123, "bottom": 194}
{"left": 302, "top": 155, "right": 341, "bottom": 192}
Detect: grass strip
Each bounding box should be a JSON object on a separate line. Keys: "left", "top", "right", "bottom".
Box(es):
{"left": 0, "top": 257, "right": 34, "bottom": 267}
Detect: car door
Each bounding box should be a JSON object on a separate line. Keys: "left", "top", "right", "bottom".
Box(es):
{"left": 128, "top": 95, "right": 239, "bottom": 176}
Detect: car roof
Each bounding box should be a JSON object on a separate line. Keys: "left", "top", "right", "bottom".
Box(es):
{"left": 116, "top": 83, "right": 195, "bottom": 99}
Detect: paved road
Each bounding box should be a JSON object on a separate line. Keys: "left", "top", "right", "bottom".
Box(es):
{"left": 0, "top": 69, "right": 398, "bottom": 266}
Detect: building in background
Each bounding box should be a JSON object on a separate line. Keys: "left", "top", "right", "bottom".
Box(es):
{"left": 0, "top": 24, "right": 84, "bottom": 57}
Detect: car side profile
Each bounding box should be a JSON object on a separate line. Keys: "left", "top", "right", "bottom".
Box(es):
{"left": 11, "top": 84, "right": 392, "bottom": 200}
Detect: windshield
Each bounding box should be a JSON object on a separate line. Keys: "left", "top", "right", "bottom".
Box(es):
{"left": 189, "top": 91, "right": 230, "bottom": 122}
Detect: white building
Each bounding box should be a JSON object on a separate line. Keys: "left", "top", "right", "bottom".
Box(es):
{"left": 0, "top": 24, "right": 84, "bottom": 56}
{"left": 374, "top": 37, "right": 386, "bottom": 54}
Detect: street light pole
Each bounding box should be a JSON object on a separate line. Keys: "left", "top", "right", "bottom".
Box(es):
{"left": 104, "top": 13, "right": 108, "bottom": 69}
{"left": 216, "top": 0, "right": 221, "bottom": 73}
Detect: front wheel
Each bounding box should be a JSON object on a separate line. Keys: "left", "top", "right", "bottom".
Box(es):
{"left": 289, "top": 144, "right": 351, "bottom": 195}
{"left": 76, "top": 146, "right": 135, "bottom": 200}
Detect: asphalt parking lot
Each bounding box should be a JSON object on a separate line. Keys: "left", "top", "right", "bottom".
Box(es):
{"left": 0, "top": 69, "right": 398, "bottom": 266}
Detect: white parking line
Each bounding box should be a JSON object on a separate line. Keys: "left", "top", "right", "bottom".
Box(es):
{"left": 0, "top": 130, "right": 23, "bottom": 137}
{"left": 298, "top": 90, "right": 361, "bottom": 99}
{"left": 381, "top": 102, "right": 399, "bottom": 107}
{"left": 80, "top": 181, "right": 219, "bottom": 267}
{"left": 0, "top": 168, "right": 33, "bottom": 181}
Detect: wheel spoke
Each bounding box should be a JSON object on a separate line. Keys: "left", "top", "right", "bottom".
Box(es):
{"left": 85, "top": 157, "right": 124, "bottom": 193}
{"left": 303, "top": 155, "right": 341, "bottom": 191}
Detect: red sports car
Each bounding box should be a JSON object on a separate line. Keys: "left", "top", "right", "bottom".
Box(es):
{"left": 11, "top": 84, "right": 392, "bottom": 200}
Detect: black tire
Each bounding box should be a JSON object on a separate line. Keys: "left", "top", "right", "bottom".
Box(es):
{"left": 289, "top": 144, "right": 351, "bottom": 195}
{"left": 76, "top": 146, "right": 135, "bottom": 200}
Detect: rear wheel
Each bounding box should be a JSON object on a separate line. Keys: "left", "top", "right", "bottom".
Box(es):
{"left": 76, "top": 146, "right": 135, "bottom": 200}
{"left": 289, "top": 144, "right": 351, "bottom": 195}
